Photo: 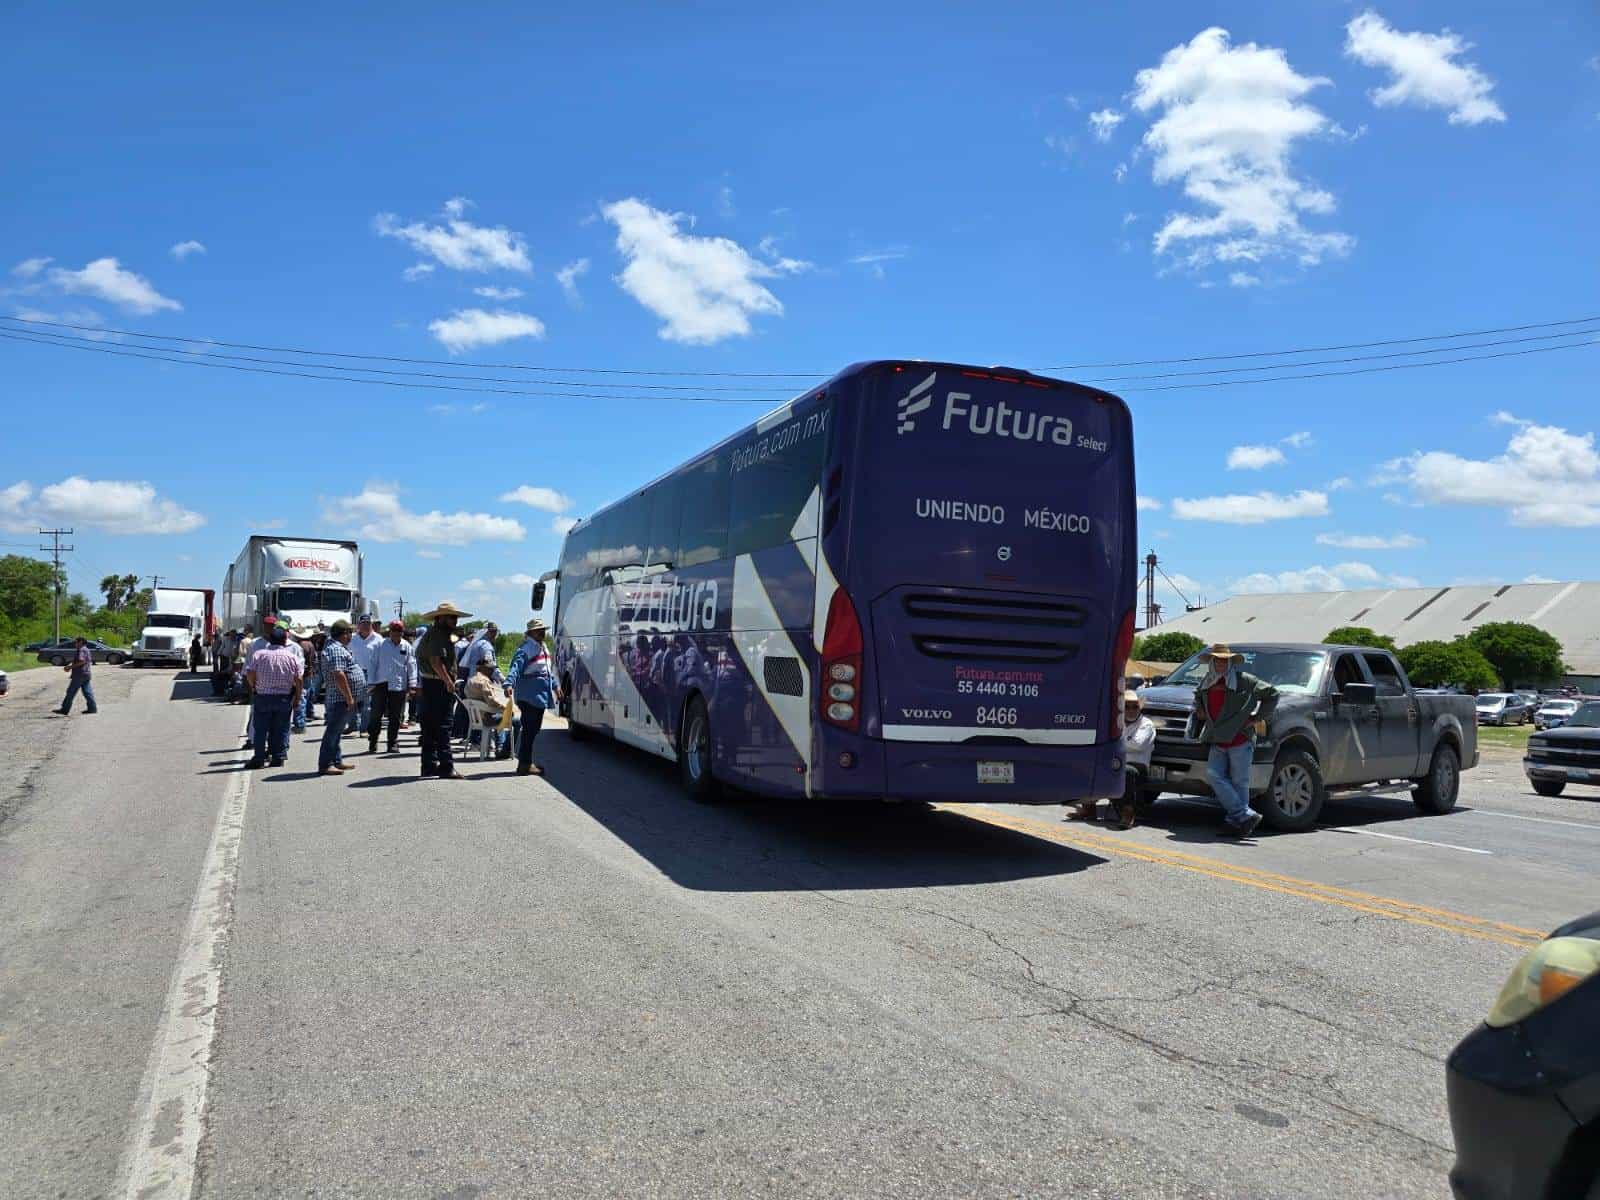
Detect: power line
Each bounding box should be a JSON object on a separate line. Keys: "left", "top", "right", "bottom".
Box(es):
{"left": 5, "top": 310, "right": 1600, "bottom": 378}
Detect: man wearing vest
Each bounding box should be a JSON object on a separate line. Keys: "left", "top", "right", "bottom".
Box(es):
{"left": 1188, "top": 644, "right": 1277, "bottom": 838}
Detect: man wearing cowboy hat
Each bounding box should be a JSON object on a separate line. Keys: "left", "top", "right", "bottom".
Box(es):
{"left": 506, "top": 617, "right": 561, "bottom": 776}
{"left": 1070, "top": 690, "right": 1155, "bottom": 828}
{"left": 416, "top": 602, "right": 472, "bottom": 780}
{"left": 1187, "top": 644, "right": 1278, "bottom": 837}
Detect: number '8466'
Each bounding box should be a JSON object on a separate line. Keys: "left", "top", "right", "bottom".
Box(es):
{"left": 976, "top": 706, "right": 1018, "bottom": 726}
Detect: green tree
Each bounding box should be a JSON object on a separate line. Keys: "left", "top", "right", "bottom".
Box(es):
{"left": 0, "top": 554, "right": 57, "bottom": 623}
{"left": 1397, "top": 640, "right": 1498, "bottom": 692}
{"left": 1324, "top": 626, "right": 1397, "bottom": 652}
{"left": 1466, "top": 621, "right": 1565, "bottom": 688}
{"left": 1130, "top": 630, "right": 1206, "bottom": 663}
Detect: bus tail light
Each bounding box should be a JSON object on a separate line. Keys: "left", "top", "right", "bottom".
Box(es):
{"left": 1108, "top": 608, "right": 1135, "bottom": 740}
{"left": 821, "top": 587, "right": 864, "bottom": 732}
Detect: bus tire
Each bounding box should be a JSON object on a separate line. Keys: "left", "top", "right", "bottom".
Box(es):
{"left": 678, "top": 695, "right": 720, "bottom": 802}
{"left": 1258, "top": 747, "right": 1325, "bottom": 832}
{"left": 1411, "top": 743, "right": 1460, "bottom": 815}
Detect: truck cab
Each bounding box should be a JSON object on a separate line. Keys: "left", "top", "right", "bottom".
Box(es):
{"left": 131, "top": 587, "right": 215, "bottom": 667}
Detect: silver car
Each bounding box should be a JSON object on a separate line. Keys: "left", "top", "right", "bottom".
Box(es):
{"left": 1476, "top": 693, "right": 1532, "bottom": 726}
{"left": 1535, "top": 699, "right": 1581, "bottom": 730}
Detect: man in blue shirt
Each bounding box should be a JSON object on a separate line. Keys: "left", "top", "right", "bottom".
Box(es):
{"left": 367, "top": 620, "right": 418, "bottom": 754}
{"left": 54, "top": 637, "right": 98, "bottom": 715}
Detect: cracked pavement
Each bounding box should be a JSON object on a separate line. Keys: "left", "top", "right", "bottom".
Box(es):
{"left": 4, "top": 676, "right": 1596, "bottom": 1198}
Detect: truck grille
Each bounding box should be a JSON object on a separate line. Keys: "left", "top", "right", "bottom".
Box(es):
{"left": 145, "top": 636, "right": 175, "bottom": 651}
{"left": 1142, "top": 704, "right": 1194, "bottom": 737}
{"left": 1528, "top": 744, "right": 1600, "bottom": 768}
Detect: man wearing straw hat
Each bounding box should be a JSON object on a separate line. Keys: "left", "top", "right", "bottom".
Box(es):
{"left": 1188, "top": 644, "right": 1277, "bottom": 838}
{"left": 506, "top": 617, "right": 561, "bottom": 776}
{"left": 415, "top": 601, "right": 472, "bottom": 780}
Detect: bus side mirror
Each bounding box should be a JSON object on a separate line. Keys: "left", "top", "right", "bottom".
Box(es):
{"left": 531, "top": 581, "right": 546, "bottom": 611}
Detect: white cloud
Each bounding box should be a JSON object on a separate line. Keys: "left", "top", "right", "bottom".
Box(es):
{"left": 1281, "top": 431, "right": 1314, "bottom": 449}
{"left": 169, "top": 240, "right": 206, "bottom": 260}
{"left": 462, "top": 572, "right": 538, "bottom": 595}
{"left": 1136, "top": 495, "right": 1163, "bottom": 512}
{"left": 0, "top": 476, "right": 204, "bottom": 534}
{"left": 551, "top": 515, "right": 579, "bottom": 535}
{"left": 417, "top": 548, "right": 442, "bottom": 559}
{"left": 1315, "top": 531, "right": 1424, "bottom": 550}
{"left": 402, "top": 263, "right": 436, "bottom": 282}
{"left": 1344, "top": 11, "right": 1505, "bottom": 126}
{"left": 1122, "top": 212, "right": 1139, "bottom": 227}
{"left": 1389, "top": 417, "right": 1600, "bottom": 527}
{"left": 326, "top": 483, "right": 526, "bottom": 545}
{"left": 1230, "top": 561, "right": 1419, "bottom": 595}
{"left": 1227, "top": 444, "right": 1287, "bottom": 470}
{"left": 1328, "top": 476, "right": 1353, "bottom": 491}
{"left": 556, "top": 258, "right": 590, "bottom": 305}
{"left": 473, "top": 285, "right": 523, "bottom": 300}
{"left": 1228, "top": 271, "right": 1261, "bottom": 288}
{"left": 601, "top": 198, "right": 792, "bottom": 344}
{"left": 374, "top": 199, "right": 532, "bottom": 272}
{"left": 1088, "top": 108, "right": 1125, "bottom": 141}
{"left": 716, "top": 184, "right": 736, "bottom": 218}
{"left": 10, "top": 307, "right": 115, "bottom": 340}
{"left": 1524, "top": 574, "right": 1559, "bottom": 584}
{"left": 500, "top": 485, "right": 573, "bottom": 513}
{"left": 427, "top": 308, "right": 546, "bottom": 353}
{"left": 1171, "top": 489, "right": 1330, "bottom": 524}
{"left": 1130, "top": 28, "right": 1353, "bottom": 275}
{"left": 1113, "top": 162, "right": 1128, "bottom": 183}
{"left": 47, "top": 258, "right": 180, "bottom": 314}
{"left": 12, "top": 256, "right": 52, "bottom": 278}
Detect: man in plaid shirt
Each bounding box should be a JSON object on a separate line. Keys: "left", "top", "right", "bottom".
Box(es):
{"left": 318, "top": 620, "right": 367, "bottom": 776}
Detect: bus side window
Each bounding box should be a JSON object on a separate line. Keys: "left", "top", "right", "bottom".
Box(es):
{"left": 677, "top": 453, "right": 730, "bottom": 568}
{"left": 646, "top": 476, "right": 683, "bottom": 573}
{"left": 609, "top": 492, "right": 650, "bottom": 574}
{"left": 727, "top": 415, "right": 826, "bottom": 557}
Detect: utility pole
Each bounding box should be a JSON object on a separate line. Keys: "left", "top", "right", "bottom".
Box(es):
{"left": 39, "top": 528, "right": 74, "bottom": 644}
{"left": 147, "top": 574, "right": 164, "bottom": 591}
{"left": 394, "top": 597, "right": 406, "bottom": 622}
{"left": 1143, "top": 551, "right": 1159, "bottom": 631}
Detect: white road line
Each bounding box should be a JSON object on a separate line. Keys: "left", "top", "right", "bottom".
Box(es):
{"left": 1468, "top": 808, "right": 1600, "bottom": 832}
{"left": 1328, "top": 826, "right": 1492, "bottom": 855}
{"left": 117, "top": 733, "right": 253, "bottom": 1200}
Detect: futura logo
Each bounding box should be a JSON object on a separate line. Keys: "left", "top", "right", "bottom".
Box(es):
{"left": 896, "top": 372, "right": 936, "bottom": 434}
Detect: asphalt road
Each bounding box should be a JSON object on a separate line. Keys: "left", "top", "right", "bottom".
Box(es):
{"left": 2, "top": 666, "right": 1597, "bottom": 1199}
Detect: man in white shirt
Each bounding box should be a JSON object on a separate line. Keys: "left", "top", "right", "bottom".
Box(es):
{"left": 347, "top": 615, "right": 384, "bottom": 733}
{"left": 1069, "top": 691, "right": 1155, "bottom": 829}
{"left": 367, "top": 620, "right": 419, "bottom": 754}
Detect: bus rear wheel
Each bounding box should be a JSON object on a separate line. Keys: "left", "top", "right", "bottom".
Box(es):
{"left": 678, "top": 695, "right": 720, "bottom": 802}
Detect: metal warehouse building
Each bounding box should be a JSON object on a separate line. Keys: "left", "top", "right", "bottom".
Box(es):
{"left": 1150, "top": 580, "right": 1600, "bottom": 688}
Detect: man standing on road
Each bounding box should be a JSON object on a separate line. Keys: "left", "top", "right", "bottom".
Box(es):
{"left": 189, "top": 634, "right": 204, "bottom": 675}
{"left": 54, "top": 636, "right": 99, "bottom": 716}
{"left": 507, "top": 617, "right": 560, "bottom": 776}
{"left": 346, "top": 615, "right": 383, "bottom": 735}
{"left": 1189, "top": 645, "right": 1276, "bottom": 838}
{"left": 317, "top": 620, "right": 365, "bottom": 776}
{"left": 244, "top": 624, "right": 302, "bottom": 768}
{"left": 416, "top": 601, "right": 470, "bottom": 781}
{"left": 368, "top": 620, "right": 418, "bottom": 755}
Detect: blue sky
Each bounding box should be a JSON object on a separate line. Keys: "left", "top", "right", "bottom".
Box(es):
{"left": 3, "top": 2, "right": 1597, "bottom": 625}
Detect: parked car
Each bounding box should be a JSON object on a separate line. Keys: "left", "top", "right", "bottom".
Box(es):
{"left": 1476, "top": 693, "right": 1532, "bottom": 726}
{"left": 1524, "top": 700, "right": 1600, "bottom": 797}
{"left": 1535, "top": 699, "right": 1582, "bottom": 731}
{"left": 0, "top": 667, "right": 8, "bottom": 697}
{"left": 1446, "top": 909, "right": 1600, "bottom": 1199}
{"left": 22, "top": 636, "right": 75, "bottom": 653}
{"left": 34, "top": 639, "right": 128, "bottom": 667}
{"left": 1137, "top": 643, "right": 1479, "bottom": 831}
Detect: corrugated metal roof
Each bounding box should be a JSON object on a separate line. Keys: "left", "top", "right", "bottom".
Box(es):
{"left": 1151, "top": 581, "right": 1600, "bottom": 674}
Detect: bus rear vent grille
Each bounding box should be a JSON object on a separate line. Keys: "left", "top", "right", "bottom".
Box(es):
{"left": 763, "top": 656, "right": 805, "bottom": 697}
{"left": 912, "top": 635, "right": 1079, "bottom": 664}
{"left": 902, "top": 593, "right": 1086, "bottom": 628}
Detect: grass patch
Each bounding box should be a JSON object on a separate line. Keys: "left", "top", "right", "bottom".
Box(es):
{"left": 0, "top": 648, "right": 49, "bottom": 675}
{"left": 1477, "top": 723, "right": 1534, "bottom": 750}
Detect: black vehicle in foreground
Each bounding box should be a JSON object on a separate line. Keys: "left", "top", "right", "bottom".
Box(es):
{"left": 1447, "top": 911, "right": 1600, "bottom": 1198}
{"left": 34, "top": 638, "right": 128, "bottom": 667}
{"left": 1524, "top": 701, "right": 1600, "bottom": 797}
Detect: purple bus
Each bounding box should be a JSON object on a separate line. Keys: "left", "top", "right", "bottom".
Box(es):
{"left": 537, "top": 360, "right": 1136, "bottom": 805}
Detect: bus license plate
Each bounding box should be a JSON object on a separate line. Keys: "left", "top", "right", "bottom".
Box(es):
{"left": 977, "top": 761, "right": 1014, "bottom": 784}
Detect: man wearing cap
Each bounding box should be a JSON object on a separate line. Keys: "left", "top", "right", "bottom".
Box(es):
{"left": 54, "top": 636, "right": 99, "bottom": 716}
{"left": 345, "top": 615, "right": 384, "bottom": 735}
{"left": 1070, "top": 690, "right": 1154, "bottom": 828}
{"left": 244, "top": 623, "right": 303, "bottom": 769}
{"left": 317, "top": 620, "right": 366, "bottom": 776}
{"left": 1188, "top": 645, "right": 1277, "bottom": 838}
{"left": 368, "top": 620, "right": 419, "bottom": 755}
{"left": 416, "top": 602, "right": 471, "bottom": 780}
{"left": 507, "top": 617, "right": 561, "bottom": 776}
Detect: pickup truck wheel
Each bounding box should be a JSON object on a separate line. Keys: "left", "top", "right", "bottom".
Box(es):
{"left": 1411, "top": 744, "right": 1461, "bottom": 815}
{"left": 1531, "top": 779, "right": 1566, "bottom": 798}
{"left": 1259, "top": 748, "right": 1325, "bottom": 832}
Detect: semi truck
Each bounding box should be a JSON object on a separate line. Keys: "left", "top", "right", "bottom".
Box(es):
{"left": 131, "top": 587, "right": 216, "bottom": 667}
{"left": 221, "top": 536, "right": 376, "bottom": 637}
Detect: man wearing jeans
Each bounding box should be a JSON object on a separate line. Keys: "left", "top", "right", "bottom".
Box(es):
{"left": 1189, "top": 645, "right": 1277, "bottom": 838}
{"left": 317, "top": 620, "right": 365, "bottom": 776}
{"left": 367, "top": 620, "right": 418, "bottom": 754}
{"left": 54, "top": 637, "right": 99, "bottom": 715}
{"left": 244, "top": 625, "right": 303, "bottom": 768}
{"left": 346, "top": 615, "right": 383, "bottom": 733}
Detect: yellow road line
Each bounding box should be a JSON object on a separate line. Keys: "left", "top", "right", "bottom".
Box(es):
{"left": 942, "top": 806, "right": 1544, "bottom": 950}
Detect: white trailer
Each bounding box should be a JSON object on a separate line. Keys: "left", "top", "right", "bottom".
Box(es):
{"left": 131, "top": 587, "right": 214, "bottom": 667}
{"left": 221, "top": 536, "right": 374, "bottom": 636}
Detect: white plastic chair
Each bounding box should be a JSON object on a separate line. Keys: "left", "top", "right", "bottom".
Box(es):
{"left": 460, "top": 698, "right": 501, "bottom": 761}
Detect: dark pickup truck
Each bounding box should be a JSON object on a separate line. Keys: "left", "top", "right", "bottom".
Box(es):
{"left": 1523, "top": 699, "right": 1600, "bottom": 796}
{"left": 1137, "top": 643, "right": 1479, "bottom": 831}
